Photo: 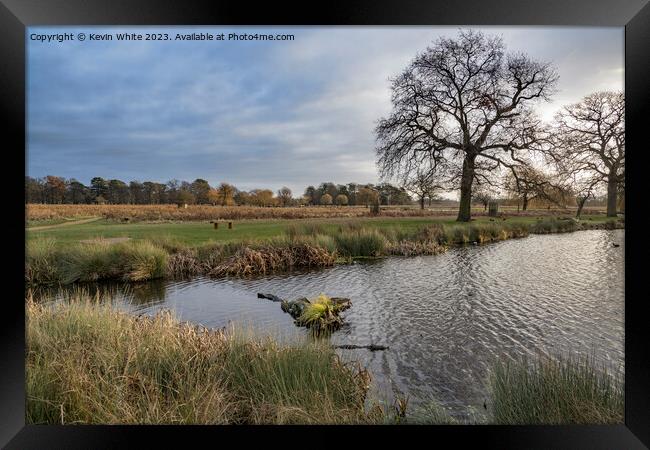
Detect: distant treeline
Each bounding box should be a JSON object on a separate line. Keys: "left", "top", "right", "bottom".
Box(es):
{"left": 25, "top": 176, "right": 420, "bottom": 207}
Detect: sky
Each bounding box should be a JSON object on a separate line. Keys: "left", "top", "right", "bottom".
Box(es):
{"left": 27, "top": 26, "right": 624, "bottom": 196}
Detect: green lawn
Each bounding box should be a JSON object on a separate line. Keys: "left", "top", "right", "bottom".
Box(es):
{"left": 26, "top": 214, "right": 616, "bottom": 248}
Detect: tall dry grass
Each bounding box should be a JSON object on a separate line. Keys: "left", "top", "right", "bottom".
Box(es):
{"left": 26, "top": 238, "right": 168, "bottom": 285}
{"left": 28, "top": 203, "right": 607, "bottom": 223}
{"left": 488, "top": 354, "right": 624, "bottom": 424}
{"left": 27, "top": 204, "right": 426, "bottom": 222}
{"left": 26, "top": 295, "right": 381, "bottom": 424}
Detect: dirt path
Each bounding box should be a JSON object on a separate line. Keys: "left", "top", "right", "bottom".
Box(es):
{"left": 27, "top": 216, "right": 102, "bottom": 231}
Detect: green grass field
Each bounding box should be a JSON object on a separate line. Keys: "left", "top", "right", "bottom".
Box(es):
{"left": 27, "top": 215, "right": 617, "bottom": 248}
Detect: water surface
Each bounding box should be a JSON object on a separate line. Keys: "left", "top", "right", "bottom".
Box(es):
{"left": 40, "top": 229, "right": 625, "bottom": 418}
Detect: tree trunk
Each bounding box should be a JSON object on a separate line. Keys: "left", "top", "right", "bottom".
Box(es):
{"left": 456, "top": 153, "right": 476, "bottom": 222}
{"left": 522, "top": 194, "right": 528, "bottom": 211}
{"left": 606, "top": 174, "right": 617, "bottom": 217}
{"left": 576, "top": 197, "right": 587, "bottom": 219}
{"left": 420, "top": 195, "right": 425, "bottom": 210}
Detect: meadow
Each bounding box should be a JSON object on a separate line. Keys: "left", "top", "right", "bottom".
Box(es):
{"left": 26, "top": 208, "right": 623, "bottom": 285}
{"left": 26, "top": 203, "right": 607, "bottom": 224}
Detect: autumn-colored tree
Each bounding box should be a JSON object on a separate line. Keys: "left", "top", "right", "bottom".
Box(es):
{"left": 234, "top": 190, "right": 251, "bottom": 205}
{"left": 356, "top": 187, "right": 379, "bottom": 207}
{"left": 335, "top": 194, "right": 348, "bottom": 206}
{"left": 216, "top": 183, "right": 236, "bottom": 206}
{"left": 44, "top": 176, "right": 66, "bottom": 204}
{"left": 207, "top": 188, "right": 220, "bottom": 205}
{"left": 320, "top": 193, "right": 333, "bottom": 205}
{"left": 250, "top": 189, "right": 275, "bottom": 207}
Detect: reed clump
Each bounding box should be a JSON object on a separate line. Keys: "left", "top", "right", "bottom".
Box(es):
{"left": 27, "top": 239, "right": 168, "bottom": 284}
{"left": 209, "top": 243, "right": 336, "bottom": 277}
{"left": 530, "top": 218, "right": 580, "bottom": 234}
{"left": 59, "top": 240, "right": 168, "bottom": 283}
{"left": 488, "top": 354, "right": 624, "bottom": 424}
{"left": 385, "top": 240, "right": 447, "bottom": 256}
{"left": 26, "top": 296, "right": 380, "bottom": 424}
{"left": 25, "top": 237, "right": 62, "bottom": 285}
{"left": 334, "top": 229, "right": 386, "bottom": 257}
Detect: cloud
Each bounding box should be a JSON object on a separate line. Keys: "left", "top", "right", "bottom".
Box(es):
{"left": 27, "top": 26, "right": 623, "bottom": 194}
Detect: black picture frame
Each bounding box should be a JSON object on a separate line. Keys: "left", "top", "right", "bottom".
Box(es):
{"left": 2, "top": 1, "right": 648, "bottom": 447}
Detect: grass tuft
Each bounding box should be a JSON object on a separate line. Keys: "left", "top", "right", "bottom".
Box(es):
{"left": 26, "top": 295, "right": 380, "bottom": 424}
{"left": 489, "top": 354, "right": 624, "bottom": 424}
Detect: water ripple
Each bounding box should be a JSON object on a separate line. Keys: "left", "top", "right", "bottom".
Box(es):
{"left": 44, "top": 229, "right": 625, "bottom": 418}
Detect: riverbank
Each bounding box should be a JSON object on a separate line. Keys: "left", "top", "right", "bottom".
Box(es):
{"left": 27, "top": 296, "right": 623, "bottom": 424}
{"left": 26, "top": 216, "right": 624, "bottom": 285}
{"left": 26, "top": 295, "right": 381, "bottom": 424}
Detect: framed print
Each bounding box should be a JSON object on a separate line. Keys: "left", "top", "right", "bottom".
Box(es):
{"left": 2, "top": 0, "right": 649, "bottom": 447}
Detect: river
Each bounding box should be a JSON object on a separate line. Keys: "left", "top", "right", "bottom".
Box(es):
{"left": 37, "top": 229, "right": 625, "bottom": 419}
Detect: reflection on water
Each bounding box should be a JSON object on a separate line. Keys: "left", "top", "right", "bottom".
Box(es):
{"left": 38, "top": 229, "right": 625, "bottom": 418}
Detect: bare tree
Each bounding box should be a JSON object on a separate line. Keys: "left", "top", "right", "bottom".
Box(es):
{"left": 568, "top": 173, "right": 602, "bottom": 219}
{"left": 503, "top": 165, "right": 565, "bottom": 211}
{"left": 471, "top": 185, "right": 494, "bottom": 211}
{"left": 549, "top": 91, "right": 624, "bottom": 217}
{"left": 376, "top": 29, "right": 558, "bottom": 221}
{"left": 277, "top": 186, "right": 292, "bottom": 207}
{"left": 403, "top": 168, "right": 444, "bottom": 210}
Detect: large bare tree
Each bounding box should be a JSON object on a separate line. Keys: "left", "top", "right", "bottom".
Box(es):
{"left": 375, "top": 30, "right": 558, "bottom": 221}
{"left": 550, "top": 91, "right": 624, "bottom": 217}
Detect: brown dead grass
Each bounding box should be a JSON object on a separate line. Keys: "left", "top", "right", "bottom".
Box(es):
{"left": 27, "top": 204, "right": 607, "bottom": 223}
